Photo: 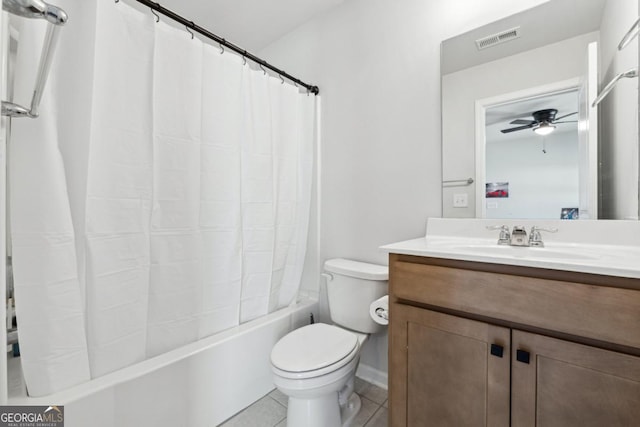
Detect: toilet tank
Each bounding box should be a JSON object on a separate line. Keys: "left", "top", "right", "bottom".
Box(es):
{"left": 324, "top": 258, "right": 388, "bottom": 334}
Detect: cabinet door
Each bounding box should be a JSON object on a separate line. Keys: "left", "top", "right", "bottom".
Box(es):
{"left": 389, "top": 303, "right": 510, "bottom": 427}
{"left": 512, "top": 330, "right": 640, "bottom": 427}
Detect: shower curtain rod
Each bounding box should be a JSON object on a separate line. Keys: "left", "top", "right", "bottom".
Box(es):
{"left": 130, "top": 0, "right": 320, "bottom": 95}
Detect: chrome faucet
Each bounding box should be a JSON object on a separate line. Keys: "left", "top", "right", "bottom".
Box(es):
{"left": 510, "top": 226, "right": 529, "bottom": 246}
{"left": 488, "top": 225, "right": 558, "bottom": 247}
{"left": 528, "top": 226, "right": 558, "bottom": 247}
{"left": 486, "top": 225, "right": 510, "bottom": 245}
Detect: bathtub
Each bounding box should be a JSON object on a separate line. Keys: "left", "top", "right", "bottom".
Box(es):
{"left": 8, "top": 299, "right": 318, "bottom": 427}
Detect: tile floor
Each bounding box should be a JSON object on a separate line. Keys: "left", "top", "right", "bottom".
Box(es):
{"left": 219, "top": 377, "right": 388, "bottom": 427}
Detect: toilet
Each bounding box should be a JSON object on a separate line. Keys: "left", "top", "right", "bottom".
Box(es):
{"left": 270, "top": 258, "right": 388, "bottom": 427}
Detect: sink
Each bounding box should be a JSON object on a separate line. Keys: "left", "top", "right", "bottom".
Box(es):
{"left": 380, "top": 218, "right": 640, "bottom": 279}
{"left": 423, "top": 235, "right": 603, "bottom": 263}
{"left": 444, "top": 244, "right": 600, "bottom": 261}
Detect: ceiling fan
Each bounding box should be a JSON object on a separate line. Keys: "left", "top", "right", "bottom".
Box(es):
{"left": 500, "top": 109, "right": 578, "bottom": 136}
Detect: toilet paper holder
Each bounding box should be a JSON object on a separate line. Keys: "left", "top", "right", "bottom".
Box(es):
{"left": 370, "top": 295, "right": 389, "bottom": 326}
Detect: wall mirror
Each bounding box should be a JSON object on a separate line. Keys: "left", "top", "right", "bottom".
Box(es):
{"left": 441, "top": 0, "right": 639, "bottom": 220}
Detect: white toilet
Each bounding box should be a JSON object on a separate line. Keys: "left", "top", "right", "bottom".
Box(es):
{"left": 270, "top": 258, "right": 388, "bottom": 427}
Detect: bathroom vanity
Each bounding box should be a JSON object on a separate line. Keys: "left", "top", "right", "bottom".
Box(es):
{"left": 383, "top": 219, "right": 640, "bottom": 427}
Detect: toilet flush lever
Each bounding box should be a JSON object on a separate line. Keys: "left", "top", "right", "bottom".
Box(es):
{"left": 321, "top": 272, "right": 333, "bottom": 281}
{"left": 375, "top": 308, "right": 388, "bottom": 321}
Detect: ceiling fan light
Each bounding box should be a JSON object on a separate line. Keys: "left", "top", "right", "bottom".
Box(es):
{"left": 534, "top": 122, "right": 556, "bottom": 136}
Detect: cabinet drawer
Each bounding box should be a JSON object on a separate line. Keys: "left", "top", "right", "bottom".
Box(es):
{"left": 391, "top": 260, "right": 640, "bottom": 349}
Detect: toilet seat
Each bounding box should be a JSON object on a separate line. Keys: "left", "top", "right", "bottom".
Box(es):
{"left": 271, "top": 323, "right": 359, "bottom": 380}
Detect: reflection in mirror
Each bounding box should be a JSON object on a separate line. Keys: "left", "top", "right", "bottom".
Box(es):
{"left": 484, "top": 89, "right": 580, "bottom": 219}
{"left": 441, "top": 0, "right": 639, "bottom": 220}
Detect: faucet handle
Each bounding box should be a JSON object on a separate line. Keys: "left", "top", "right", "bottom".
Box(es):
{"left": 529, "top": 226, "right": 558, "bottom": 247}
{"left": 530, "top": 226, "right": 559, "bottom": 234}
{"left": 486, "top": 225, "right": 510, "bottom": 245}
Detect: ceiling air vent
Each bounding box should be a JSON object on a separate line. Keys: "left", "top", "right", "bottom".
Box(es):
{"left": 475, "top": 26, "right": 521, "bottom": 50}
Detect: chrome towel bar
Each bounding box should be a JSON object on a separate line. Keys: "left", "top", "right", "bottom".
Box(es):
{"left": 592, "top": 15, "right": 640, "bottom": 108}
{"left": 443, "top": 178, "right": 474, "bottom": 186}
{"left": 592, "top": 68, "right": 638, "bottom": 108}
{"left": 619, "top": 17, "right": 640, "bottom": 51}
{"left": 1, "top": 0, "right": 68, "bottom": 118}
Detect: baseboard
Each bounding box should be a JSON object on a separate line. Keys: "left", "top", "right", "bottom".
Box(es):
{"left": 356, "top": 363, "right": 388, "bottom": 390}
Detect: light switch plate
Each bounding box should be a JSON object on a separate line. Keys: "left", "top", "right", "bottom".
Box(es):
{"left": 453, "top": 193, "right": 468, "bottom": 208}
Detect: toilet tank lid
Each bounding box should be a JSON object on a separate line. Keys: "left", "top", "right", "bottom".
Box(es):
{"left": 324, "top": 258, "right": 388, "bottom": 280}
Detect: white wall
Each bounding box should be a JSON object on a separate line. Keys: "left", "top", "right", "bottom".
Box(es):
{"left": 260, "top": 0, "right": 550, "bottom": 382}
{"left": 485, "top": 131, "right": 579, "bottom": 219}
{"left": 599, "top": 0, "right": 639, "bottom": 219}
{"left": 442, "top": 31, "right": 598, "bottom": 218}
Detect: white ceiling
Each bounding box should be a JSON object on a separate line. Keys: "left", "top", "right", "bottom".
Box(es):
{"left": 441, "top": 0, "right": 606, "bottom": 75}
{"left": 153, "top": 0, "right": 346, "bottom": 52}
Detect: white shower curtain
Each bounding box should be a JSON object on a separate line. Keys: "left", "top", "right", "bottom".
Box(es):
{"left": 10, "top": 0, "right": 316, "bottom": 395}
{"left": 9, "top": 15, "right": 91, "bottom": 397}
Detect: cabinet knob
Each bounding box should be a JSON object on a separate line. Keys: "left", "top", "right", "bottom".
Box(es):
{"left": 490, "top": 344, "right": 504, "bottom": 358}
{"left": 516, "top": 349, "right": 531, "bottom": 364}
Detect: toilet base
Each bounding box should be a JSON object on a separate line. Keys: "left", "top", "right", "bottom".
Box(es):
{"left": 287, "top": 392, "right": 341, "bottom": 427}
{"left": 286, "top": 392, "right": 362, "bottom": 427}
{"left": 341, "top": 392, "right": 362, "bottom": 427}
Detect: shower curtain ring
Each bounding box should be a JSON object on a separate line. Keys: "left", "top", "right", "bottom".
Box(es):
{"left": 242, "top": 51, "right": 247, "bottom": 66}
{"left": 115, "top": 0, "right": 119, "bottom": 3}
{"left": 219, "top": 39, "right": 225, "bottom": 54}
{"left": 259, "top": 64, "right": 266, "bottom": 75}
{"left": 279, "top": 74, "right": 285, "bottom": 84}
{"left": 150, "top": 8, "right": 160, "bottom": 23}
{"left": 185, "top": 24, "right": 194, "bottom": 39}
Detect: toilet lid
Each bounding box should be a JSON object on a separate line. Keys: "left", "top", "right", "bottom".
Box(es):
{"left": 271, "top": 323, "right": 358, "bottom": 373}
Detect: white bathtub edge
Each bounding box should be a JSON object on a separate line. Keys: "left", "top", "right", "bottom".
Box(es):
{"left": 9, "top": 299, "right": 318, "bottom": 427}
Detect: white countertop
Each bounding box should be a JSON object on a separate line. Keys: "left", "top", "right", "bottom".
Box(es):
{"left": 380, "top": 218, "right": 640, "bottom": 279}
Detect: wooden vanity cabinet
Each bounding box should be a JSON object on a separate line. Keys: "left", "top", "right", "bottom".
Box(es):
{"left": 388, "top": 254, "right": 640, "bottom": 427}
{"left": 391, "top": 304, "right": 510, "bottom": 427}
{"left": 511, "top": 330, "right": 640, "bottom": 427}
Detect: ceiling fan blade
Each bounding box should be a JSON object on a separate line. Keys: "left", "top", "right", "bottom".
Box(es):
{"left": 509, "top": 119, "right": 536, "bottom": 125}
{"left": 554, "top": 120, "right": 578, "bottom": 124}
{"left": 555, "top": 111, "right": 578, "bottom": 121}
{"left": 500, "top": 123, "right": 535, "bottom": 134}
